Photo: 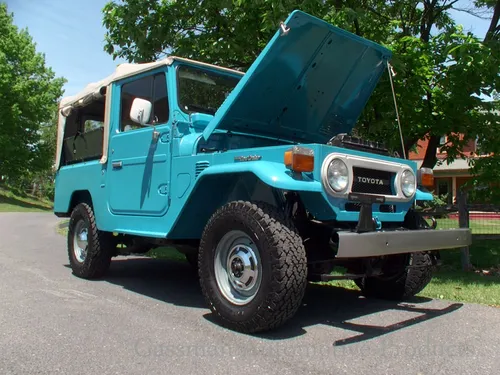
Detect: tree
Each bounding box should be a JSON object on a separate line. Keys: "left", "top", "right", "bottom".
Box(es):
{"left": 102, "top": 0, "right": 499, "bottom": 169}
{"left": 465, "top": 100, "right": 500, "bottom": 203}
{"left": 470, "top": 0, "right": 499, "bottom": 42}
{"left": 0, "top": 3, "right": 66, "bottom": 182}
{"left": 102, "top": 0, "right": 329, "bottom": 69}
{"left": 356, "top": 2, "right": 499, "bottom": 167}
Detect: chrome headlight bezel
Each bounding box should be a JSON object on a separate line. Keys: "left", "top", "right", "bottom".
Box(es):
{"left": 326, "top": 158, "right": 349, "bottom": 192}
{"left": 400, "top": 169, "right": 416, "bottom": 197}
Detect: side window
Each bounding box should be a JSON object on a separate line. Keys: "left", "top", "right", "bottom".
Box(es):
{"left": 153, "top": 74, "right": 169, "bottom": 124}
{"left": 83, "top": 118, "right": 104, "bottom": 132}
{"left": 119, "top": 72, "right": 169, "bottom": 131}
{"left": 61, "top": 97, "right": 105, "bottom": 166}
{"left": 120, "top": 75, "right": 153, "bottom": 131}
{"left": 64, "top": 99, "right": 105, "bottom": 138}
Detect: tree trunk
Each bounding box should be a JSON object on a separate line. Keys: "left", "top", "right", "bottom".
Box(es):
{"left": 421, "top": 134, "right": 440, "bottom": 168}
{"left": 484, "top": 0, "right": 500, "bottom": 43}
{"left": 403, "top": 137, "right": 419, "bottom": 159}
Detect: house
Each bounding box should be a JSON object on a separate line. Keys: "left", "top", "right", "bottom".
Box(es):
{"left": 409, "top": 135, "right": 478, "bottom": 204}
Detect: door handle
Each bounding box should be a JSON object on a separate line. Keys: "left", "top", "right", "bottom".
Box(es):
{"left": 112, "top": 161, "right": 123, "bottom": 169}
{"left": 153, "top": 130, "right": 160, "bottom": 142}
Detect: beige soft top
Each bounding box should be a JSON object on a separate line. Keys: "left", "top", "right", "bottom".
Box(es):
{"left": 55, "top": 56, "right": 244, "bottom": 170}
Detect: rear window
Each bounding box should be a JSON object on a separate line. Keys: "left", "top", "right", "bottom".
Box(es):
{"left": 177, "top": 64, "right": 241, "bottom": 115}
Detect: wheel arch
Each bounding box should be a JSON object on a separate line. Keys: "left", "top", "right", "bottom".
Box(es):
{"left": 168, "top": 172, "right": 287, "bottom": 239}
{"left": 55, "top": 190, "right": 94, "bottom": 218}
{"left": 69, "top": 190, "right": 94, "bottom": 211}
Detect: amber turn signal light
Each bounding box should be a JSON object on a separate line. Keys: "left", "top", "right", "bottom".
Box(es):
{"left": 418, "top": 167, "right": 434, "bottom": 188}
{"left": 284, "top": 146, "right": 314, "bottom": 172}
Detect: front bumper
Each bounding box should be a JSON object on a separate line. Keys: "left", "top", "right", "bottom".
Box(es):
{"left": 336, "top": 228, "right": 472, "bottom": 258}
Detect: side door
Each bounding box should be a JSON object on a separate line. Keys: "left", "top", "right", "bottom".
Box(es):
{"left": 106, "top": 70, "right": 172, "bottom": 216}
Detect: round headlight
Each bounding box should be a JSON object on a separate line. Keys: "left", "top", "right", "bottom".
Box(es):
{"left": 400, "top": 169, "right": 416, "bottom": 197}
{"left": 327, "top": 159, "right": 349, "bottom": 192}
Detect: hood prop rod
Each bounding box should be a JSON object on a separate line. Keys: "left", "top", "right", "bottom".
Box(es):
{"left": 387, "top": 61, "right": 406, "bottom": 159}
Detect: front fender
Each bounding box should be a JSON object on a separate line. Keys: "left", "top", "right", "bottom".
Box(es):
{"left": 196, "top": 161, "right": 323, "bottom": 192}
{"left": 416, "top": 188, "right": 433, "bottom": 201}
{"left": 168, "top": 161, "right": 322, "bottom": 238}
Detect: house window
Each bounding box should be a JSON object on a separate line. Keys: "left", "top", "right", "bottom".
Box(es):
{"left": 437, "top": 135, "right": 447, "bottom": 154}
{"left": 436, "top": 178, "right": 452, "bottom": 204}
{"left": 475, "top": 135, "right": 487, "bottom": 155}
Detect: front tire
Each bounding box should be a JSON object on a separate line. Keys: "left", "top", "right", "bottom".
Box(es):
{"left": 355, "top": 251, "right": 434, "bottom": 300}
{"left": 67, "top": 203, "right": 114, "bottom": 279}
{"left": 198, "top": 201, "right": 308, "bottom": 333}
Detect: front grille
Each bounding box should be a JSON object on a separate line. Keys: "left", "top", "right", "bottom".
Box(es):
{"left": 345, "top": 202, "right": 361, "bottom": 212}
{"left": 351, "top": 167, "right": 394, "bottom": 195}
{"left": 344, "top": 203, "right": 396, "bottom": 212}
{"left": 380, "top": 204, "right": 396, "bottom": 213}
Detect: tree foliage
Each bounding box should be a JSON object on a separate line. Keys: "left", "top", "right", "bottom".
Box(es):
{"left": 0, "top": 3, "right": 66, "bottom": 181}
{"left": 472, "top": 0, "right": 500, "bottom": 42}
{"left": 102, "top": 0, "right": 499, "bottom": 169}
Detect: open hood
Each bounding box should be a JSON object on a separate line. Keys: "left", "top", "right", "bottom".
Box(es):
{"left": 202, "top": 10, "right": 392, "bottom": 144}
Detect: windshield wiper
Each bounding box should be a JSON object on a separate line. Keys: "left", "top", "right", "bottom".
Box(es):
{"left": 185, "top": 103, "right": 216, "bottom": 115}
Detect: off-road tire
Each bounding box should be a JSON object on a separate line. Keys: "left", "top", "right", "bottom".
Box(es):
{"left": 198, "top": 200, "right": 308, "bottom": 333}
{"left": 67, "top": 203, "right": 114, "bottom": 279}
{"left": 355, "top": 251, "right": 434, "bottom": 300}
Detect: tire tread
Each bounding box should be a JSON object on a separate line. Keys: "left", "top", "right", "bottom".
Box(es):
{"left": 199, "top": 200, "right": 307, "bottom": 333}
{"left": 357, "top": 252, "right": 433, "bottom": 300}
{"left": 68, "top": 202, "right": 113, "bottom": 279}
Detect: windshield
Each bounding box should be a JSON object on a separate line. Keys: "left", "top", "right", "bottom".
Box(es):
{"left": 177, "top": 64, "right": 241, "bottom": 115}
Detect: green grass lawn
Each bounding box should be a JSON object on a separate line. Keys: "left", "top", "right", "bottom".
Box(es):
{"left": 419, "top": 239, "right": 500, "bottom": 306}
{"left": 147, "top": 247, "right": 188, "bottom": 262}
{"left": 319, "top": 240, "right": 500, "bottom": 307}
{"left": 0, "top": 187, "right": 53, "bottom": 212}
{"left": 434, "top": 217, "right": 500, "bottom": 235}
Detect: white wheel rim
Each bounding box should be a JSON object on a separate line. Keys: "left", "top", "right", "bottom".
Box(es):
{"left": 73, "top": 219, "right": 89, "bottom": 263}
{"left": 214, "top": 230, "right": 262, "bottom": 305}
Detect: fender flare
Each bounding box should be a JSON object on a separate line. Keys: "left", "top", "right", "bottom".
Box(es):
{"left": 196, "top": 161, "right": 323, "bottom": 192}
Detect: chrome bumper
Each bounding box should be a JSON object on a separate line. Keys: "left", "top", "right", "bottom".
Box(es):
{"left": 336, "top": 228, "right": 472, "bottom": 258}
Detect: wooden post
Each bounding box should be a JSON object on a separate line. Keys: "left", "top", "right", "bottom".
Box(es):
{"left": 457, "top": 189, "right": 472, "bottom": 271}
{"left": 452, "top": 176, "right": 457, "bottom": 204}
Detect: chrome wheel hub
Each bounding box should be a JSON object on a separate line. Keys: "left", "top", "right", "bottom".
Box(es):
{"left": 214, "top": 230, "right": 262, "bottom": 305}
{"left": 73, "top": 219, "right": 88, "bottom": 263}
{"left": 227, "top": 246, "right": 259, "bottom": 291}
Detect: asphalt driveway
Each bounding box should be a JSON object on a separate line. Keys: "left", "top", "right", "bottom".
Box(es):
{"left": 0, "top": 212, "right": 498, "bottom": 374}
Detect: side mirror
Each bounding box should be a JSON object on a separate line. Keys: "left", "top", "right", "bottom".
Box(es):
{"left": 130, "top": 98, "right": 152, "bottom": 126}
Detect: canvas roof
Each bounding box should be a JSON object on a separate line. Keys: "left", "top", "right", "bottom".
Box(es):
{"left": 59, "top": 56, "right": 244, "bottom": 110}
{"left": 55, "top": 56, "right": 244, "bottom": 170}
